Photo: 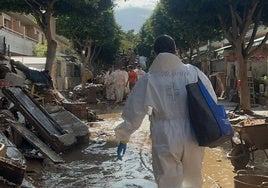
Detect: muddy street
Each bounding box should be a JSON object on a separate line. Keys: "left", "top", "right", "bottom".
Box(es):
{"left": 26, "top": 102, "right": 268, "bottom": 188}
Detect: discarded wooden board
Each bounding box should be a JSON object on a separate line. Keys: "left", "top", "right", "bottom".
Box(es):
{"left": 6, "top": 118, "right": 64, "bottom": 163}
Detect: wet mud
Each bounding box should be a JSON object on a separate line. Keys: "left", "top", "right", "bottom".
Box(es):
{"left": 27, "top": 103, "right": 268, "bottom": 188}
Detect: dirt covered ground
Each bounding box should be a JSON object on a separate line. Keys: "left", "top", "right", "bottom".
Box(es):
{"left": 26, "top": 101, "right": 268, "bottom": 188}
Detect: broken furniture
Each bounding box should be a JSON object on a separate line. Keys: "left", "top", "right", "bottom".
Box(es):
{"left": 5, "top": 118, "right": 64, "bottom": 163}
{"left": 2, "top": 86, "right": 77, "bottom": 153}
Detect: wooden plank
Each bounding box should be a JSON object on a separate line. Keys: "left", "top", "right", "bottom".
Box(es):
{"left": 6, "top": 119, "right": 64, "bottom": 163}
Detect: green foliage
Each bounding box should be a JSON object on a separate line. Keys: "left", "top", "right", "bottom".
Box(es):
{"left": 123, "top": 30, "right": 136, "bottom": 42}
{"left": 135, "top": 2, "right": 204, "bottom": 59}
{"left": 0, "top": 0, "right": 110, "bottom": 17}
{"left": 161, "top": 0, "right": 268, "bottom": 109}
{"left": 162, "top": 0, "right": 221, "bottom": 48}
{"left": 119, "top": 29, "right": 137, "bottom": 53}
{"left": 56, "top": 5, "right": 120, "bottom": 66}
{"left": 0, "top": 0, "right": 112, "bottom": 75}
{"left": 149, "top": 3, "right": 191, "bottom": 54}
{"left": 121, "top": 39, "right": 133, "bottom": 52}
{"left": 162, "top": 0, "right": 268, "bottom": 43}
{"left": 33, "top": 42, "right": 47, "bottom": 57}
{"left": 134, "top": 19, "right": 153, "bottom": 57}
{"left": 54, "top": 0, "right": 113, "bottom": 18}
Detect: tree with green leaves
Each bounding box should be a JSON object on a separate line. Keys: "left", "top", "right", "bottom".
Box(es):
{"left": 135, "top": 19, "right": 154, "bottom": 58}
{"left": 149, "top": 3, "right": 192, "bottom": 60}
{"left": 33, "top": 42, "right": 47, "bottom": 57}
{"left": 120, "top": 29, "right": 136, "bottom": 53}
{"left": 56, "top": 8, "right": 120, "bottom": 87}
{"left": 0, "top": 0, "right": 112, "bottom": 86}
{"left": 136, "top": 2, "right": 221, "bottom": 65}
{"left": 57, "top": 10, "right": 118, "bottom": 69}
{"left": 162, "top": 0, "right": 268, "bottom": 110}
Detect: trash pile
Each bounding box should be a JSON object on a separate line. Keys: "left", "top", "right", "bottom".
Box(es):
{"left": 69, "top": 83, "right": 105, "bottom": 104}
{"left": 0, "top": 55, "right": 92, "bottom": 187}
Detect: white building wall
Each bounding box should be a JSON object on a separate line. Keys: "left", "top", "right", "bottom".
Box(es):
{"left": 11, "top": 56, "right": 46, "bottom": 70}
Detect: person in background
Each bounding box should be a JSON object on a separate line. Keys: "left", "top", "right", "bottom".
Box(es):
{"left": 104, "top": 66, "right": 115, "bottom": 101}
{"left": 134, "top": 64, "right": 146, "bottom": 80}
{"left": 121, "top": 67, "right": 129, "bottom": 98}
{"left": 114, "top": 34, "right": 217, "bottom": 188}
{"left": 127, "top": 65, "right": 137, "bottom": 91}
{"left": 111, "top": 65, "right": 128, "bottom": 104}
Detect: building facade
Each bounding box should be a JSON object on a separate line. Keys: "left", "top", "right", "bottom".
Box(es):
{"left": 0, "top": 12, "right": 81, "bottom": 91}
{"left": 0, "top": 12, "right": 44, "bottom": 56}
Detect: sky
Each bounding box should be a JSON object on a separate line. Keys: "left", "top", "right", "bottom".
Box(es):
{"left": 113, "top": 0, "right": 159, "bottom": 33}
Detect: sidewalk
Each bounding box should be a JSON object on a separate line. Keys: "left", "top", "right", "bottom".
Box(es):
{"left": 218, "top": 98, "right": 268, "bottom": 116}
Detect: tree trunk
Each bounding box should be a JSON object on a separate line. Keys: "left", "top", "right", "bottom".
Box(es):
{"left": 46, "top": 39, "right": 57, "bottom": 88}
{"left": 85, "top": 42, "right": 92, "bottom": 70}
{"left": 41, "top": 13, "right": 58, "bottom": 89}
{"left": 237, "top": 54, "right": 251, "bottom": 110}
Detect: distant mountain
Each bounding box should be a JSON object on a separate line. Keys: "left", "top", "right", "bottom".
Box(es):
{"left": 114, "top": 7, "right": 153, "bottom": 33}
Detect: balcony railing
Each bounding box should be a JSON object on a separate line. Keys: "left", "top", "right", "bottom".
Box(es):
{"left": 0, "top": 25, "right": 38, "bottom": 42}
{"left": 0, "top": 25, "right": 38, "bottom": 56}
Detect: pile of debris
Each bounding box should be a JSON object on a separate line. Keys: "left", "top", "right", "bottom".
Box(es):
{"left": 0, "top": 55, "right": 92, "bottom": 187}
{"left": 0, "top": 87, "right": 92, "bottom": 186}
{"left": 69, "top": 83, "right": 105, "bottom": 104}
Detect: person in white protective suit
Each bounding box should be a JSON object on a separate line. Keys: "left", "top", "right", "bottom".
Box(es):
{"left": 104, "top": 66, "right": 115, "bottom": 101}
{"left": 114, "top": 34, "right": 217, "bottom": 188}
{"left": 111, "top": 65, "right": 128, "bottom": 104}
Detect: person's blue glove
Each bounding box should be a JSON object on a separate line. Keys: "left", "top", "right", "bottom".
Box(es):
{"left": 117, "top": 142, "right": 127, "bottom": 160}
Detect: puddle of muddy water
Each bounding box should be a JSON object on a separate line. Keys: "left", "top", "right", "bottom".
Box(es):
{"left": 202, "top": 143, "right": 236, "bottom": 188}
{"left": 29, "top": 114, "right": 156, "bottom": 188}
{"left": 32, "top": 140, "right": 156, "bottom": 188}
{"left": 27, "top": 104, "right": 268, "bottom": 188}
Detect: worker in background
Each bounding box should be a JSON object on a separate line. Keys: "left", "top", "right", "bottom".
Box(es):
{"left": 127, "top": 65, "right": 137, "bottom": 91}
{"left": 111, "top": 65, "right": 128, "bottom": 104}
{"left": 134, "top": 64, "right": 146, "bottom": 80}
{"left": 104, "top": 66, "right": 115, "bottom": 101}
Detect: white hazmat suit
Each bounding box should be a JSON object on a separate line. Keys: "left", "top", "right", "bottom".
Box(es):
{"left": 112, "top": 68, "right": 128, "bottom": 103}
{"left": 115, "top": 53, "right": 217, "bottom": 188}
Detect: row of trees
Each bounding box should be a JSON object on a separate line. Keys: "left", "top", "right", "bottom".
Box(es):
{"left": 1, "top": 0, "right": 268, "bottom": 110}
{"left": 135, "top": 0, "right": 268, "bottom": 110}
